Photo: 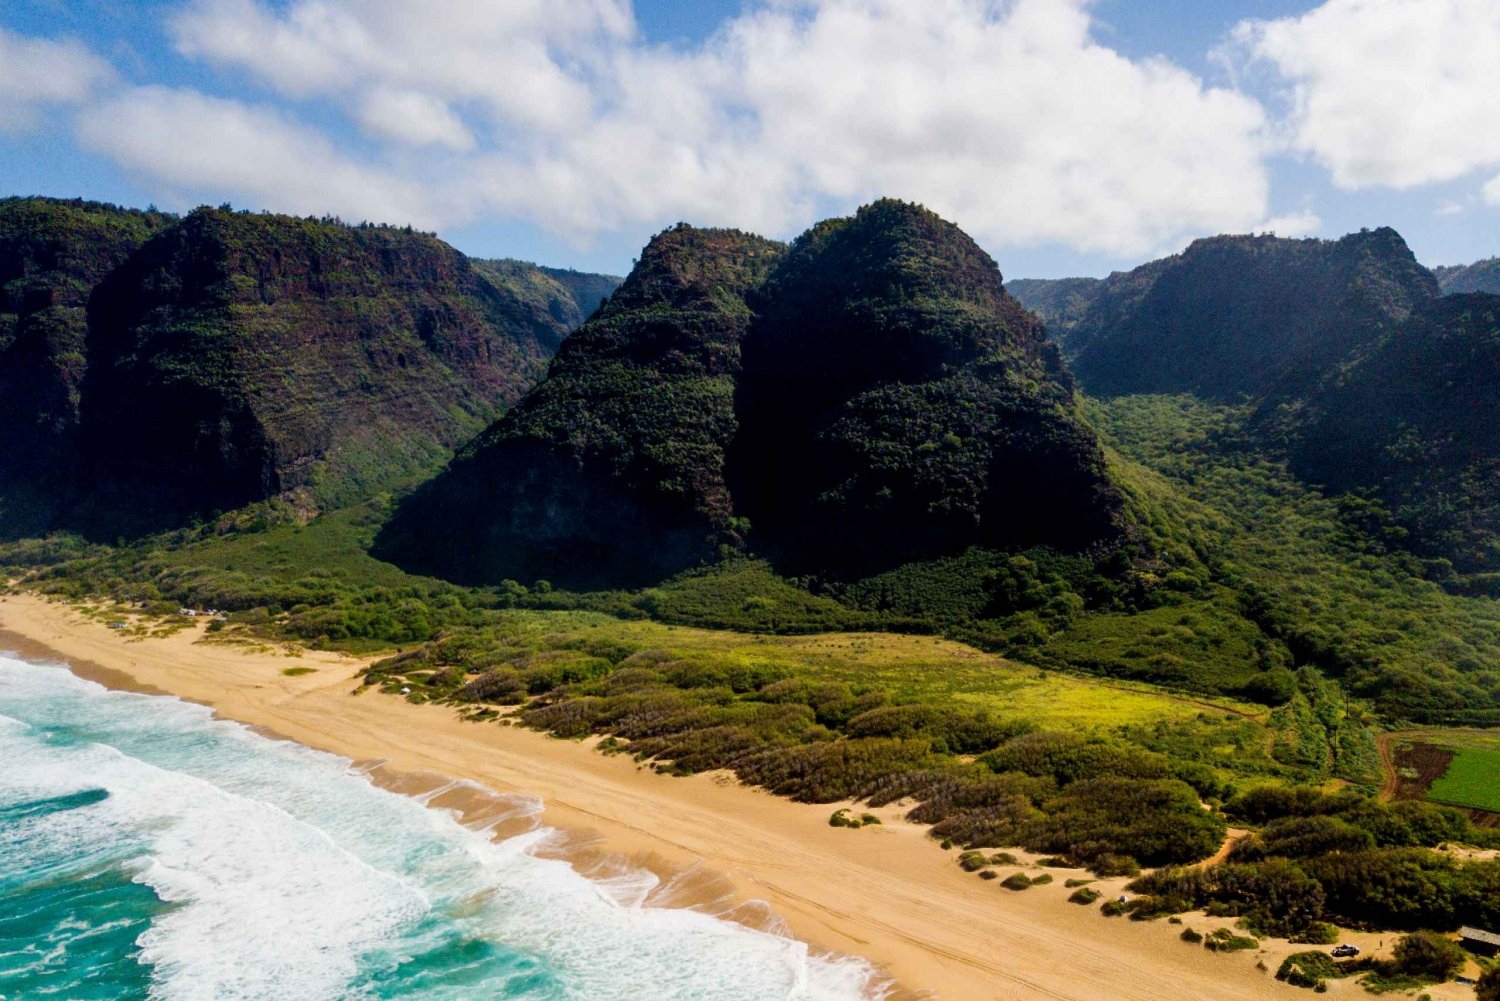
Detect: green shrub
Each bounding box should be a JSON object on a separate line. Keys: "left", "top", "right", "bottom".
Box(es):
{"left": 1202, "top": 928, "right": 1259, "bottom": 952}
{"left": 1000, "top": 873, "right": 1032, "bottom": 891}
{"left": 1180, "top": 927, "right": 1203, "bottom": 943}
{"left": 1277, "top": 951, "right": 1340, "bottom": 989}
{"left": 1069, "top": 887, "right": 1101, "bottom": 904}
{"left": 1391, "top": 931, "right": 1465, "bottom": 982}
{"left": 1090, "top": 853, "right": 1142, "bottom": 878}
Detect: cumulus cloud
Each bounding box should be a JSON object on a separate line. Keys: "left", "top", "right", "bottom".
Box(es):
{"left": 357, "top": 87, "right": 474, "bottom": 150}
{"left": 66, "top": 0, "right": 1281, "bottom": 255}
{"left": 75, "top": 86, "right": 446, "bottom": 226}
{"left": 170, "top": 0, "right": 631, "bottom": 133}
{"left": 1236, "top": 0, "right": 1500, "bottom": 190}
{"left": 0, "top": 28, "right": 113, "bottom": 132}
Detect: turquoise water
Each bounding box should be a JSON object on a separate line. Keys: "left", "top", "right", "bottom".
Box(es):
{"left": 0, "top": 654, "right": 887, "bottom": 1001}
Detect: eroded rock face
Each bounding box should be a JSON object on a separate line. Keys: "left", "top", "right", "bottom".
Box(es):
{"left": 382, "top": 201, "right": 1130, "bottom": 588}
{"left": 1066, "top": 228, "right": 1439, "bottom": 399}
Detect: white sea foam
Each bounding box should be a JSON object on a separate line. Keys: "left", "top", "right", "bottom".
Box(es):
{"left": 0, "top": 655, "right": 890, "bottom": 1001}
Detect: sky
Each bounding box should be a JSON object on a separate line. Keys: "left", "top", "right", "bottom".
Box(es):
{"left": 2, "top": 0, "right": 1498, "bottom": 279}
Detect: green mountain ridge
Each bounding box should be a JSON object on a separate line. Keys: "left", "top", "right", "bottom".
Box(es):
{"left": 379, "top": 200, "right": 1132, "bottom": 590}
{"left": 1064, "top": 229, "right": 1438, "bottom": 400}
{"left": 1433, "top": 257, "right": 1500, "bottom": 295}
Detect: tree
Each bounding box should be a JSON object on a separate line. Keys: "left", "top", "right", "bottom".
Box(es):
{"left": 1475, "top": 966, "right": 1500, "bottom": 1001}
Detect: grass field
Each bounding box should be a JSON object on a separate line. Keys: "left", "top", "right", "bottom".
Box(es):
{"left": 1427, "top": 745, "right": 1500, "bottom": 812}
{"left": 491, "top": 611, "right": 1265, "bottom": 732}
{"left": 1390, "top": 729, "right": 1500, "bottom": 813}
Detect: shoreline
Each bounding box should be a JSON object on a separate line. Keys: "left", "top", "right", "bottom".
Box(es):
{"left": 1, "top": 592, "right": 1348, "bottom": 1000}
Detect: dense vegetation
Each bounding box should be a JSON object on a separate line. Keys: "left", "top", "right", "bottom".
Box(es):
{"left": 1273, "top": 293, "right": 1500, "bottom": 579}
{"left": 1130, "top": 786, "right": 1500, "bottom": 941}
{"left": 1090, "top": 395, "right": 1500, "bottom": 726}
{"left": 384, "top": 200, "right": 1132, "bottom": 601}
{"left": 1062, "top": 229, "right": 1437, "bottom": 399}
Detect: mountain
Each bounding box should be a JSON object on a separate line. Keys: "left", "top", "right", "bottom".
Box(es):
{"left": 1280, "top": 293, "right": 1500, "bottom": 577}
{"left": 0, "top": 198, "right": 617, "bottom": 537}
{"left": 472, "top": 259, "right": 622, "bottom": 330}
{"left": 1433, "top": 257, "right": 1500, "bottom": 295}
{"left": 380, "top": 200, "right": 1129, "bottom": 588}
{"left": 1003, "top": 276, "right": 1101, "bottom": 354}
{"left": 75, "top": 207, "right": 573, "bottom": 528}
{"left": 1067, "top": 230, "right": 1438, "bottom": 399}
{"left": 376, "top": 225, "right": 785, "bottom": 588}
{"left": 731, "top": 200, "right": 1125, "bottom": 577}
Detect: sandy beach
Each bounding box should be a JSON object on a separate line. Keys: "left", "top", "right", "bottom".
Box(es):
{"left": 1, "top": 592, "right": 1431, "bottom": 1001}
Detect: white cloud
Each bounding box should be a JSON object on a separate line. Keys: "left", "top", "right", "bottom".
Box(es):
{"left": 1236, "top": 0, "right": 1500, "bottom": 190}
{"left": 75, "top": 0, "right": 1278, "bottom": 256}
{"left": 712, "top": 0, "right": 1272, "bottom": 255}
{"left": 170, "top": 0, "right": 632, "bottom": 133}
{"left": 75, "top": 86, "right": 446, "bottom": 227}
{"left": 0, "top": 28, "right": 113, "bottom": 132}
{"left": 358, "top": 87, "right": 474, "bottom": 150}
{"left": 1257, "top": 210, "right": 1322, "bottom": 236}
{"left": 1485, "top": 174, "right": 1500, "bottom": 208}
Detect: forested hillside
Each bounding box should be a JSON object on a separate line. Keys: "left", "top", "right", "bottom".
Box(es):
{"left": 1276, "top": 293, "right": 1500, "bottom": 579}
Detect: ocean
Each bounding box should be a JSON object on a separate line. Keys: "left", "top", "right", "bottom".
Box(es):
{"left": 0, "top": 653, "right": 887, "bottom": 1001}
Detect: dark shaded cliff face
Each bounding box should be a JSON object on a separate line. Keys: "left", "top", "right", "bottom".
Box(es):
{"left": 731, "top": 200, "right": 1123, "bottom": 577}
{"left": 1282, "top": 293, "right": 1500, "bottom": 574}
{"left": 0, "top": 199, "right": 171, "bottom": 481}
{"left": 1068, "top": 229, "right": 1439, "bottom": 400}
{"left": 375, "top": 226, "right": 785, "bottom": 588}
{"left": 1433, "top": 258, "right": 1500, "bottom": 295}
{"left": 382, "top": 201, "right": 1129, "bottom": 588}
{"left": 72, "top": 208, "right": 566, "bottom": 530}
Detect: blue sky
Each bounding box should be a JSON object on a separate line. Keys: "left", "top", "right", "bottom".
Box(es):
{"left": 3, "top": 0, "right": 1498, "bottom": 279}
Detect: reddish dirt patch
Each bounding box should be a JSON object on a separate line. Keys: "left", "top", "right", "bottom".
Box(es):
{"left": 1390, "top": 741, "right": 1456, "bottom": 801}
{"left": 1465, "top": 807, "right": 1500, "bottom": 830}
{"left": 1386, "top": 739, "right": 1500, "bottom": 829}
